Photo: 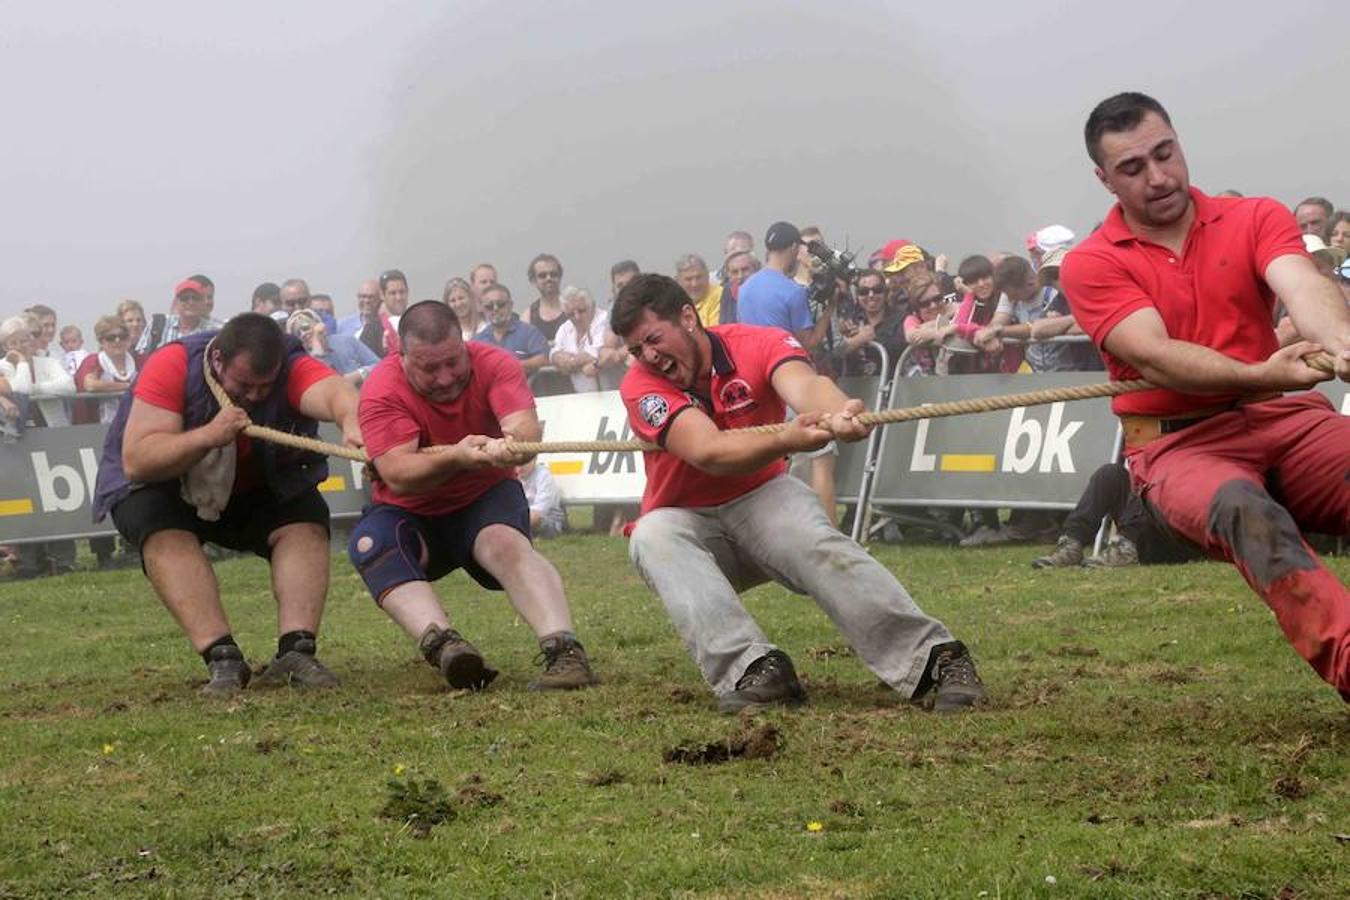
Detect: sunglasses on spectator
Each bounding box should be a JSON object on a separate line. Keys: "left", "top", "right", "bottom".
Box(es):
{"left": 856, "top": 286, "right": 886, "bottom": 296}
{"left": 357, "top": 292, "right": 379, "bottom": 300}
{"left": 101, "top": 332, "right": 130, "bottom": 342}
{"left": 917, "top": 296, "right": 943, "bottom": 308}
{"left": 483, "top": 300, "right": 512, "bottom": 310}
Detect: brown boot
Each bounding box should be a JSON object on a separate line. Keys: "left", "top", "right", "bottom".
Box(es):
{"left": 418, "top": 624, "right": 498, "bottom": 691}
{"left": 528, "top": 634, "right": 597, "bottom": 691}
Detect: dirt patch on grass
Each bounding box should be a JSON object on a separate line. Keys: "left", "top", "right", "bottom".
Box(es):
{"left": 664, "top": 722, "right": 780, "bottom": 765}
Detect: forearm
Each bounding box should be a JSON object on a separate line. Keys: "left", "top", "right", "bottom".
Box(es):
{"left": 123, "top": 427, "right": 219, "bottom": 482}
{"left": 522, "top": 354, "right": 547, "bottom": 373}
{"left": 85, "top": 376, "right": 131, "bottom": 393}
{"left": 692, "top": 429, "right": 799, "bottom": 477}
{"left": 1119, "top": 338, "right": 1279, "bottom": 394}
{"left": 375, "top": 449, "right": 465, "bottom": 495}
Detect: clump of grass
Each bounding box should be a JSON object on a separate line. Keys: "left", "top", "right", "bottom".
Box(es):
{"left": 380, "top": 776, "right": 455, "bottom": 837}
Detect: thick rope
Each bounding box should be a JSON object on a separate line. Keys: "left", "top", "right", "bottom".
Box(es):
{"left": 203, "top": 349, "right": 1338, "bottom": 462}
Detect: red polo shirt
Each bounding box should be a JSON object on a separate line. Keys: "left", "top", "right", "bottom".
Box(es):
{"left": 621, "top": 324, "right": 811, "bottom": 514}
{"left": 360, "top": 343, "right": 535, "bottom": 515}
{"left": 1060, "top": 187, "right": 1308, "bottom": 417}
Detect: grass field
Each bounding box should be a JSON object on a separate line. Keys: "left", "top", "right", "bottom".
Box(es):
{"left": 0, "top": 536, "right": 1346, "bottom": 898}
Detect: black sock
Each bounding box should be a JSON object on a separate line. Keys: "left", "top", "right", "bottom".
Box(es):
{"left": 201, "top": 634, "right": 239, "bottom": 667}
{"left": 278, "top": 630, "right": 316, "bottom": 657}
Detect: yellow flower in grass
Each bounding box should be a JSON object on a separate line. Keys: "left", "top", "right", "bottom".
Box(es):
{"left": 393, "top": 763, "right": 406, "bottom": 776}
{"left": 805, "top": 821, "right": 824, "bottom": 833}
{"left": 101, "top": 743, "right": 115, "bottom": 755}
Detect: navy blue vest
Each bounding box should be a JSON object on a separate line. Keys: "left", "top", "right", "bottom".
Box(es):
{"left": 93, "top": 331, "right": 328, "bottom": 521}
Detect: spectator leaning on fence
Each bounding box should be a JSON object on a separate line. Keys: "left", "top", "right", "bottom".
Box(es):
{"left": 899, "top": 270, "right": 957, "bottom": 377}
{"left": 285, "top": 309, "right": 379, "bottom": 387}
{"left": 137, "top": 278, "right": 220, "bottom": 354}
{"left": 473, "top": 283, "right": 550, "bottom": 376}
{"left": 612, "top": 273, "right": 986, "bottom": 714}
{"left": 73, "top": 315, "right": 138, "bottom": 424}
{"left": 93, "top": 313, "right": 363, "bottom": 696}
{"left": 0, "top": 314, "right": 75, "bottom": 426}
{"left": 835, "top": 267, "right": 905, "bottom": 377}
{"left": 551, "top": 286, "right": 626, "bottom": 392}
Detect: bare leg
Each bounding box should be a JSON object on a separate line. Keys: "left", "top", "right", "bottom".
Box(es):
{"left": 472, "top": 525, "right": 573, "bottom": 636}
{"left": 142, "top": 529, "right": 228, "bottom": 652}
{"left": 381, "top": 582, "right": 451, "bottom": 641}
{"left": 267, "top": 522, "right": 330, "bottom": 636}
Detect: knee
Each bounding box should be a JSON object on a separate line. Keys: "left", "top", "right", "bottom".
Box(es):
{"left": 348, "top": 515, "right": 425, "bottom": 602}
{"left": 628, "top": 511, "right": 690, "bottom": 567}
{"left": 473, "top": 524, "right": 532, "bottom": 572}
{"left": 1207, "top": 480, "right": 1316, "bottom": 589}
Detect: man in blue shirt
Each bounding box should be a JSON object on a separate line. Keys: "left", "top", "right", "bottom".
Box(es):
{"left": 735, "top": 221, "right": 815, "bottom": 334}
{"left": 472, "top": 283, "right": 549, "bottom": 375}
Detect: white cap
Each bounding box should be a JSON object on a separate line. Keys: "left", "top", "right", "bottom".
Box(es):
{"left": 1035, "top": 224, "right": 1075, "bottom": 253}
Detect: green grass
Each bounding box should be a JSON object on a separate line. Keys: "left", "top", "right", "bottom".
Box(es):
{"left": 0, "top": 538, "right": 1346, "bottom": 898}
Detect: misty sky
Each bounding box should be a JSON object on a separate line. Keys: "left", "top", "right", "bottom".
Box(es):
{"left": 4, "top": 1, "right": 1347, "bottom": 335}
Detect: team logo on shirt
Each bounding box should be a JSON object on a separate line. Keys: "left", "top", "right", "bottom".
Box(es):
{"left": 638, "top": 394, "right": 670, "bottom": 428}
{"left": 719, "top": 378, "right": 756, "bottom": 414}
{"left": 783, "top": 335, "right": 803, "bottom": 349}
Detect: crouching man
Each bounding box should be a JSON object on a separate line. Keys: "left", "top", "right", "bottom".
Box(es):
{"left": 612, "top": 274, "right": 986, "bottom": 713}
{"left": 93, "top": 313, "right": 363, "bottom": 695}
{"left": 347, "top": 301, "right": 597, "bottom": 691}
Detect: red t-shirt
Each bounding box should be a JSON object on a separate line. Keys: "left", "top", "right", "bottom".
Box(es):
{"left": 133, "top": 344, "right": 334, "bottom": 491}
{"left": 1061, "top": 187, "right": 1308, "bottom": 417}
{"left": 621, "top": 324, "right": 811, "bottom": 515}
{"left": 360, "top": 342, "right": 535, "bottom": 515}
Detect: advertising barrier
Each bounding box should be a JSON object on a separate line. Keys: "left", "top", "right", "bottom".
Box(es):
{"left": 1, "top": 380, "right": 1344, "bottom": 544}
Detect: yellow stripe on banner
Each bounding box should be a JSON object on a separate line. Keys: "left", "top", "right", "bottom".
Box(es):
{"left": 317, "top": 476, "right": 347, "bottom": 493}
{"left": 547, "top": 461, "right": 584, "bottom": 476}
{"left": 0, "top": 498, "right": 35, "bottom": 516}
{"left": 939, "top": 454, "right": 997, "bottom": 473}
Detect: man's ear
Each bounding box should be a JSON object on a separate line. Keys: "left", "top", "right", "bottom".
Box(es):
{"left": 1094, "top": 166, "right": 1116, "bottom": 197}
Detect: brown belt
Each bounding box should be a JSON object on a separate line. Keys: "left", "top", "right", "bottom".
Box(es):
{"left": 1121, "top": 392, "right": 1281, "bottom": 450}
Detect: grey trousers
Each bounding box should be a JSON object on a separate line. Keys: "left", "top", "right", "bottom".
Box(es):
{"left": 629, "top": 475, "right": 953, "bottom": 698}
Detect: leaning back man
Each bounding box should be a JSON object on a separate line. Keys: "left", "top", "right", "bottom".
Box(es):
{"left": 347, "top": 301, "right": 597, "bottom": 692}
{"left": 94, "top": 313, "right": 363, "bottom": 695}
{"left": 612, "top": 274, "right": 985, "bottom": 713}
{"left": 1062, "top": 92, "right": 1350, "bottom": 698}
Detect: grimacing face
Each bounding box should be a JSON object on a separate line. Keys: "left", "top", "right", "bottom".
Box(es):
{"left": 402, "top": 334, "right": 472, "bottom": 403}
{"left": 622, "top": 307, "right": 705, "bottom": 390}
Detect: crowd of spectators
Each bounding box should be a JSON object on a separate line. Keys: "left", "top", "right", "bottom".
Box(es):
{"left": 2, "top": 195, "right": 1346, "bottom": 576}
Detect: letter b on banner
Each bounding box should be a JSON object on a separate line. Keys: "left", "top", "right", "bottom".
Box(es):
{"left": 1002, "top": 403, "right": 1082, "bottom": 475}
{"left": 32, "top": 451, "right": 86, "bottom": 512}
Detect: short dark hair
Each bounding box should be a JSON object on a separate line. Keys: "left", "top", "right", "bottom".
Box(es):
{"left": 527, "top": 253, "right": 562, "bottom": 282}
{"left": 1083, "top": 92, "right": 1172, "bottom": 166}
{"left": 481, "top": 282, "right": 512, "bottom": 304}
{"left": 25, "top": 303, "right": 56, "bottom": 319}
{"left": 251, "top": 282, "right": 281, "bottom": 305}
{"left": 611, "top": 273, "right": 694, "bottom": 337}
{"left": 189, "top": 274, "right": 214, "bottom": 290}
{"left": 957, "top": 255, "right": 994, "bottom": 285}
{"left": 213, "top": 313, "right": 285, "bottom": 374}
{"left": 379, "top": 269, "right": 408, "bottom": 291}
{"left": 994, "top": 256, "right": 1034, "bottom": 292}
{"left": 855, "top": 268, "right": 886, "bottom": 285}
{"left": 398, "top": 300, "right": 460, "bottom": 346}
{"left": 610, "top": 259, "right": 640, "bottom": 280}
{"left": 1297, "top": 196, "right": 1334, "bottom": 217}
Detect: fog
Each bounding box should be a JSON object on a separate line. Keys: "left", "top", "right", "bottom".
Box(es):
{"left": 3, "top": 0, "right": 1347, "bottom": 334}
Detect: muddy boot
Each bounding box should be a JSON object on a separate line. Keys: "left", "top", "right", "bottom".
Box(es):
{"left": 918, "top": 641, "right": 986, "bottom": 713}
{"left": 1084, "top": 536, "right": 1139, "bottom": 568}
{"left": 419, "top": 624, "right": 498, "bottom": 691}
{"left": 528, "top": 634, "right": 597, "bottom": 691}
{"left": 717, "top": 650, "right": 806, "bottom": 714}
{"left": 1031, "top": 536, "right": 1084, "bottom": 569}
{"left": 250, "top": 637, "right": 340, "bottom": 690}
{"left": 200, "top": 644, "right": 251, "bottom": 697}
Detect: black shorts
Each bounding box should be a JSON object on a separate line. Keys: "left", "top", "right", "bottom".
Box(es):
{"left": 110, "top": 481, "right": 330, "bottom": 560}
{"left": 347, "top": 478, "right": 531, "bottom": 601}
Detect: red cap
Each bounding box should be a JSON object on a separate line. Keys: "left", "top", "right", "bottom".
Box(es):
{"left": 174, "top": 278, "right": 207, "bottom": 297}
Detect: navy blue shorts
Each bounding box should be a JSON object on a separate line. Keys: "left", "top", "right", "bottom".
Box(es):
{"left": 347, "top": 478, "right": 531, "bottom": 603}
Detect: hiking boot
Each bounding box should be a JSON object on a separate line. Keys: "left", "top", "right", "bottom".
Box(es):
{"left": 528, "top": 635, "right": 597, "bottom": 691}
{"left": 717, "top": 650, "right": 807, "bottom": 714}
{"left": 419, "top": 624, "right": 498, "bottom": 691}
{"left": 250, "top": 638, "right": 340, "bottom": 690}
{"left": 1084, "top": 536, "right": 1139, "bottom": 568}
{"left": 200, "top": 644, "right": 250, "bottom": 697}
{"left": 959, "top": 525, "right": 1010, "bottom": 548}
{"left": 920, "top": 641, "right": 986, "bottom": 713}
{"left": 1031, "top": 536, "right": 1084, "bottom": 569}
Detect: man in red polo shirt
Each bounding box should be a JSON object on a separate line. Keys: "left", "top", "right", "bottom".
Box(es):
{"left": 612, "top": 273, "right": 985, "bottom": 714}
{"left": 1061, "top": 92, "right": 1350, "bottom": 699}
{"left": 347, "top": 301, "right": 597, "bottom": 692}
